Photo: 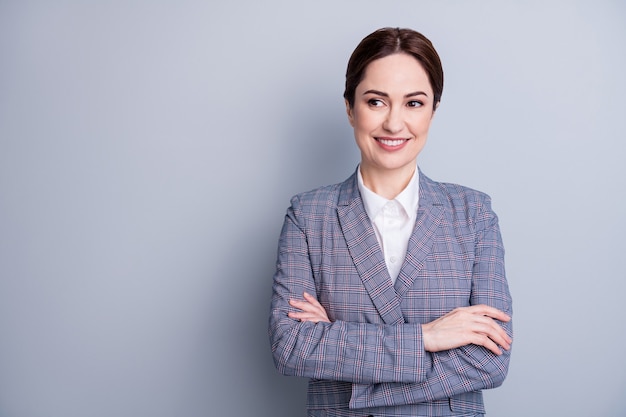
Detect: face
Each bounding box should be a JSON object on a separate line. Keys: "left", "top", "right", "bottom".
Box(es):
{"left": 346, "top": 53, "right": 437, "bottom": 179}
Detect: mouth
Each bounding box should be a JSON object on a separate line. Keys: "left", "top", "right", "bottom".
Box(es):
{"left": 376, "top": 137, "right": 410, "bottom": 149}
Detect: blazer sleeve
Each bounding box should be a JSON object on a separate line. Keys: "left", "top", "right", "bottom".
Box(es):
{"left": 349, "top": 194, "right": 513, "bottom": 409}
{"left": 269, "top": 195, "right": 431, "bottom": 384}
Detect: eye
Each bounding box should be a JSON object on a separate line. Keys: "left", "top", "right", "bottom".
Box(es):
{"left": 367, "top": 98, "right": 385, "bottom": 107}
{"left": 407, "top": 100, "right": 423, "bottom": 108}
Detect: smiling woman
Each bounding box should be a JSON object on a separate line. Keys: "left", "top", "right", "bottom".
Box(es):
{"left": 269, "top": 27, "right": 513, "bottom": 417}
{"left": 347, "top": 53, "right": 436, "bottom": 199}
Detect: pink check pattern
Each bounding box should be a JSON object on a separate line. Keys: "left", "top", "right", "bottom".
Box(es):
{"left": 269, "top": 169, "right": 513, "bottom": 417}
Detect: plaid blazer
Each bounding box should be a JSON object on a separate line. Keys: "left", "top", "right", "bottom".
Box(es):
{"left": 269, "top": 169, "right": 513, "bottom": 417}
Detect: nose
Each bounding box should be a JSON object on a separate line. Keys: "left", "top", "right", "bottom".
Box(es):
{"left": 382, "top": 106, "right": 403, "bottom": 133}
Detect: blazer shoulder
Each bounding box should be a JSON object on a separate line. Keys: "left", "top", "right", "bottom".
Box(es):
{"left": 286, "top": 182, "right": 350, "bottom": 231}
{"left": 436, "top": 181, "right": 491, "bottom": 206}
{"left": 288, "top": 172, "right": 357, "bottom": 215}
{"left": 422, "top": 173, "right": 495, "bottom": 224}
{"left": 289, "top": 182, "right": 342, "bottom": 211}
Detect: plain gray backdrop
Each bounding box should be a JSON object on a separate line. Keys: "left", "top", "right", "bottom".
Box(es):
{"left": 1, "top": 1, "right": 625, "bottom": 416}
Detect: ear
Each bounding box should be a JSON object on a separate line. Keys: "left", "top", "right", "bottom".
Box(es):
{"left": 345, "top": 99, "right": 355, "bottom": 127}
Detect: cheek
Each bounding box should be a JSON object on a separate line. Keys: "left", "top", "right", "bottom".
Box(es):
{"left": 353, "top": 109, "right": 379, "bottom": 132}
{"left": 410, "top": 116, "right": 433, "bottom": 134}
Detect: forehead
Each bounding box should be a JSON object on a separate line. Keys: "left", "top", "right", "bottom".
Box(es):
{"left": 359, "top": 53, "right": 432, "bottom": 94}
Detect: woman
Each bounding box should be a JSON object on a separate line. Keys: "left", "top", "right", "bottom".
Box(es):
{"left": 269, "top": 27, "right": 513, "bottom": 417}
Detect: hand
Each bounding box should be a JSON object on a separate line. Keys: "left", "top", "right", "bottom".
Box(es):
{"left": 421, "top": 305, "right": 512, "bottom": 355}
{"left": 288, "top": 292, "right": 331, "bottom": 323}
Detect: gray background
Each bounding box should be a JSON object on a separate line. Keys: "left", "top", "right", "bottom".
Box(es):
{"left": 1, "top": 1, "right": 624, "bottom": 416}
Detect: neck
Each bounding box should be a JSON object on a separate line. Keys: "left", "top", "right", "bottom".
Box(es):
{"left": 359, "top": 163, "right": 416, "bottom": 200}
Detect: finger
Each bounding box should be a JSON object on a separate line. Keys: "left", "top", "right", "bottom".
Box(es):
{"left": 289, "top": 299, "right": 308, "bottom": 310}
{"left": 472, "top": 317, "right": 512, "bottom": 348}
{"left": 289, "top": 303, "right": 322, "bottom": 317}
{"left": 290, "top": 298, "right": 326, "bottom": 316}
{"left": 288, "top": 311, "right": 311, "bottom": 320}
{"left": 472, "top": 333, "right": 504, "bottom": 356}
{"left": 289, "top": 298, "right": 317, "bottom": 309}
{"left": 301, "top": 293, "right": 330, "bottom": 316}
{"left": 288, "top": 296, "right": 329, "bottom": 320}
{"left": 303, "top": 292, "right": 324, "bottom": 308}
{"left": 466, "top": 304, "right": 511, "bottom": 322}
{"left": 477, "top": 327, "right": 511, "bottom": 351}
{"left": 289, "top": 298, "right": 309, "bottom": 307}
{"left": 288, "top": 311, "right": 328, "bottom": 323}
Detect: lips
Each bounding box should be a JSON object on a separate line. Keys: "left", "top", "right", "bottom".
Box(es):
{"left": 375, "top": 137, "right": 410, "bottom": 150}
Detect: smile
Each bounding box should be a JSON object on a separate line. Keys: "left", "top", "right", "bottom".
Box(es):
{"left": 376, "top": 138, "right": 409, "bottom": 147}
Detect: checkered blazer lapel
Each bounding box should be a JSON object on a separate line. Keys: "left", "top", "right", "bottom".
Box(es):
{"left": 336, "top": 173, "right": 405, "bottom": 326}
{"left": 394, "top": 170, "right": 445, "bottom": 298}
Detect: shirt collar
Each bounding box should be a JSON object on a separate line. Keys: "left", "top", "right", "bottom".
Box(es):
{"left": 357, "top": 165, "right": 420, "bottom": 220}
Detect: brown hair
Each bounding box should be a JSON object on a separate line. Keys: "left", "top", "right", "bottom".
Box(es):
{"left": 343, "top": 27, "right": 443, "bottom": 110}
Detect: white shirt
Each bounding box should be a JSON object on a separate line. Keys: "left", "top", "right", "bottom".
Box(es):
{"left": 357, "top": 166, "right": 420, "bottom": 284}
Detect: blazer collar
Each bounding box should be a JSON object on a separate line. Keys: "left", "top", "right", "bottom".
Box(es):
{"left": 337, "top": 170, "right": 403, "bottom": 325}
{"left": 338, "top": 166, "right": 444, "bottom": 206}
{"left": 337, "top": 168, "right": 445, "bottom": 324}
{"left": 394, "top": 169, "right": 445, "bottom": 297}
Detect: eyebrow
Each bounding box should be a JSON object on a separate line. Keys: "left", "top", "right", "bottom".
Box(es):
{"left": 363, "top": 89, "right": 429, "bottom": 98}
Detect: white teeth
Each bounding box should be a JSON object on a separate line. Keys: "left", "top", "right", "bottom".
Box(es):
{"left": 378, "top": 138, "right": 405, "bottom": 146}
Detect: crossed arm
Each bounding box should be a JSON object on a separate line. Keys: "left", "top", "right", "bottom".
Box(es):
{"left": 289, "top": 292, "right": 511, "bottom": 356}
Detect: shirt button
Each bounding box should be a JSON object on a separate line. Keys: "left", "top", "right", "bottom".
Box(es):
{"left": 390, "top": 256, "right": 397, "bottom": 263}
